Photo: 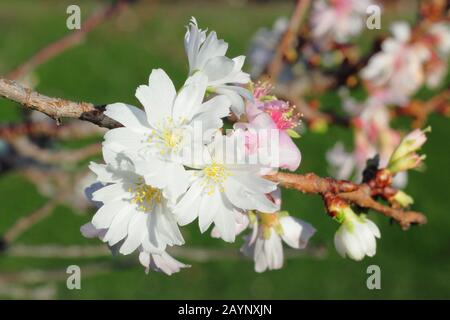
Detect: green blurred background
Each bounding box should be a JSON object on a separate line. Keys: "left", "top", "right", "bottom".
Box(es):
{"left": 0, "top": 0, "right": 449, "bottom": 299}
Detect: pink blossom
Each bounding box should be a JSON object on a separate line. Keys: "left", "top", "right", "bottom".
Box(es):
{"left": 238, "top": 83, "right": 302, "bottom": 171}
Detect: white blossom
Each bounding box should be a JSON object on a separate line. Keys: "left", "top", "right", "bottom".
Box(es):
{"left": 210, "top": 209, "right": 250, "bottom": 239}
{"left": 184, "top": 17, "right": 252, "bottom": 116}
{"left": 173, "top": 132, "right": 278, "bottom": 243}
{"left": 103, "top": 68, "right": 230, "bottom": 201}
{"left": 361, "top": 22, "right": 429, "bottom": 103}
{"left": 85, "top": 146, "right": 184, "bottom": 255}
{"left": 81, "top": 222, "right": 188, "bottom": 275}
{"left": 334, "top": 210, "right": 381, "bottom": 261}
{"left": 311, "top": 0, "right": 373, "bottom": 43}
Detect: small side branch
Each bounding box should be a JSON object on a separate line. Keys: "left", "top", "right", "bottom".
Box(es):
{"left": 266, "top": 172, "right": 427, "bottom": 230}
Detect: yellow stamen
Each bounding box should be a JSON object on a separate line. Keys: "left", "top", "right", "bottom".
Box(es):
{"left": 129, "top": 181, "right": 161, "bottom": 212}
{"left": 147, "top": 117, "right": 187, "bottom": 154}
{"left": 202, "top": 162, "right": 231, "bottom": 195}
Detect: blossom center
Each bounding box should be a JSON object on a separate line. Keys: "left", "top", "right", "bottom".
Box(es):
{"left": 162, "top": 127, "right": 184, "bottom": 149}
{"left": 259, "top": 212, "right": 279, "bottom": 228}
{"left": 260, "top": 99, "right": 301, "bottom": 130}
{"left": 130, "top": 182, "right": 162, "bottom": 212}
{"left": 258, "top": 212, "right": 283, "bottom": 239}
{"left": 202, "top": 163, "right": 231, "bottom": 195}
{"left": 149, "top": 117, "right": 187, "bottom": 155}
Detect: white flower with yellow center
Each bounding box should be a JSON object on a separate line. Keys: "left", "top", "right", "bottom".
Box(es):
{"left": 103, "top": 68, "right": 231, "bottom": 200}
{"left": 241, "top": 210, "right": 316, "bottom": 273}
{"left": 83, "top": 146, "right": 184, "bottom": 256}
{"left": 184, "top": 17, "right": 252, "bottom": 116}
{"left": 174, "top": 133, "right": 278, "bottom": 243}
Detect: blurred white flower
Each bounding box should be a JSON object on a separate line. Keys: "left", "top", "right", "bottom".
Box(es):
{"left": 103, "top": 68, "right": 230, "bottom": 201}
{"left": 311, "top": 0, "right": 373, "bottom": 43}
{"left": 326, "top": 142, "right": 358, "bottom": 180}
{"left": 424, "top": 22, "right": 450, "bottom": 88}
{"left": 361, "top": 22, "right": 430, "bottom": 103}
{"left": 184, "top": 17, "right": 252, "bottom": 116}
{"left": 327, "top": 95, "right": 407, "bottom": 187}
{"left": 429, "top": 22, "right": 450, "bottom": 56}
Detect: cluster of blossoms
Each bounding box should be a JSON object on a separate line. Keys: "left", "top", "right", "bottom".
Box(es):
{"left": 81, "top": 14, "right": 434, "bottom": 274}
{"left": 328, "top": 20, "right": 448, "bottom": 184}
{"left": 244, "top": 2, "right": 441, "bottom": 262}
{"left": 327, "top": 93, "right": 406, "bottom": 187}
{"left": 361, "top": 21, "right": 450, "bottom": 104}
{"left": 81, "top": 18, "right": 316, "bottom": 274}
{"left": 246, "top": 0, "right": 447, "bottom": 189}
{"left": 329, "top": 126, "right": 430, "bottom": 260}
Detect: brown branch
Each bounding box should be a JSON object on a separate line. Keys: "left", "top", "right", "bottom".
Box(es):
{"left": 266, "top": 0, "right": 311, "bottom": 81}
{"left": 0, "top": 78, "right": 121, "bottom": 128}
{"left": 397, "top": 89, "right": 450, "bottom": 128}
{"left": 6, "top": 0, "right": 132, "bottom": 81}
{"left": 265, "top": 172, "right": 427, "bottom": 230}
{"left": 337, "top": 186, "right": 426, "bottom": 230}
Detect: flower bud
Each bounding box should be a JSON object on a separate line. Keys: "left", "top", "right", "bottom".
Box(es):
{"left": 388, "top": 153, "right": 426, "bottom": 173}
{"left": 333, "top": 205, "right": 381, "bottom": 261}
{"left": 387, "top": 127, "right": 430, "bottom": 173}
{"left": 390, "top": 190, "right": 414, "bottom": 208}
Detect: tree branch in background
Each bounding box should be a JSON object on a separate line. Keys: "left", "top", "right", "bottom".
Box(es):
{"left": 3, "top": 199, "right": 58, "bottom": 244}
{"left": 10, "top": 137, "right": 101, "bottom": 164}
{"left": 266, "top": 0, "right": 311, "bottom": 81}
{"left": 0, "top": 121, "right": 106, "bottom": 141}
{"left": 6, "top": 0, "right": 134, "bottom": 81}
{"left": 397, "top": 89, "right": 450, "bottom": 128}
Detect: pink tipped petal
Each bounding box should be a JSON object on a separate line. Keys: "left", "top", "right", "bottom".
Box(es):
{"left": 279, "top": 131, "right": 301, "bottom": 171}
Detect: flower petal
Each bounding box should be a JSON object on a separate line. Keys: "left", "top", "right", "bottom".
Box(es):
{"left": 280, "top": 216, "right": 316, "bottom": 249}
{"left": 135, "top": 69, "right": 176, "bottom": 127}
{"left": 104, "top": 103, "right": 149, "bottom": 132}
